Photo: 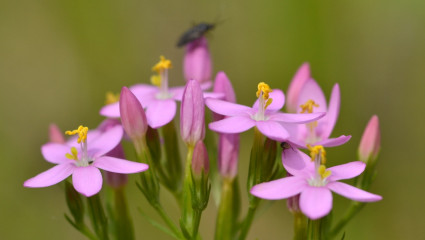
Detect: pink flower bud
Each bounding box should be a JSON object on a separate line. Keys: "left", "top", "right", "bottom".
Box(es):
{"left": 49, "top": 123, "right": 65, "bottom": 143}
{"left": 180, "top": 80, "right": 205, "bottom": 146}
{"left": 192, "top": 141, "right": 209, "bottom": 176}
{"left": 184, "top": 36, "right": 212, "bottom": 83}
{"left": 358, "top": 115, "right": 381, "bottom": 162}
{"left": 218, "top": 133, "right": 239, "bottom": 179}
{"left": 286, "top": 63, "right": 311, "bottom": 113}
{"left": 119, "top": 87, "right": 148, "bottom": 142}
{"left": 212, "top": 71, "right": 236, "bottom": 122}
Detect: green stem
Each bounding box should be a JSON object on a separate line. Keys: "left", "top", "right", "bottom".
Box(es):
{"left": 293, "top": 212, "right": 307, "bottom": 240}
{"left": 238, "top": 202, "right": 258, "bottom": 240}
{"left": 113, "top": 188, "right": 134, "bottom": 240}
{"left": 87, "top": 195, "right": 109, "bottom": 240}
{"left": 307, "top": 219, "right": 321, "bottom": 240}
{"left": 330, "top": 202, "right": 364, "bottom": 238}
{"left": 153, "top": 203, "right": 184, "bottom": 240}
{"left": 192, "top": 209, "right": 202, "bottom": 239}
{"left": 181, "top": 146, "right": 195, "bottom": 237}
{"left": 215, "top": 178, "right": 239, "bottom": 240}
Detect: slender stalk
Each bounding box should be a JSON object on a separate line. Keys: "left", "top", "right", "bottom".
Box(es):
{"left": 181, "top": 146, "right": 195, "bottom": 237}
{"left": 113, "top": 188, "right": 134, "bottom": 240}
{"left": 330, "top": 202, "right": 364, "bottom": 238}
{"left": 238, "top": 202, "right": 258, "bottom": 240}
{"left": 87, "top": 195, "right": 109, "bottom": 240}
{"left": 215, "top": 178, "right": 239, "bottom": 240}
{"left": 307, "top": 219, "right": 321, "bottom": 240}
{"left": 293, "top": 212, "right": 307, "bottom": 240}
{"left": 152, "top": 202, "right": 184, "bottom": 240}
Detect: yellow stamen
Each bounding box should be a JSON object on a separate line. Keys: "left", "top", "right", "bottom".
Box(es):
{"left": 318, "top": 165, "right": 331, "bottom": 179}
{"left": 265, "top": 98, "right": 273, "bottom": 109}
{"left": 256, "top": 82, "right": 273, "bottom": 100}
{"left": 65, "top": 125, "right": 89, "bottom": 143}
{"left": 307, "top": 144, "right": 326, "bottom": 164}
{"left": 65, "top": 147, "right": 79, "bottom": 160}
{"left": 300, "top": 99, "right": 319, "bottom": 113}
{"left": 105, "top": 92, "right": 120, "bottom": 105}
{"left": 152, "top": 55, "right": 172, "bottom": 73}
{"left": 150, "top": 74, "right": 161, "bottom": 87}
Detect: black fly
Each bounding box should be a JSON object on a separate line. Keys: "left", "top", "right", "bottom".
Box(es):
{"left": 280, "top": 142, "right": 295, "bottom": 151}
{"left": 176, "top": 22, "right": 215, "bottom": 47}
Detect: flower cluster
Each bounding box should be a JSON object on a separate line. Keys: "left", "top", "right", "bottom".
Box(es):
{"left": 24, "top": 31, "right": 382, "bottom": 240}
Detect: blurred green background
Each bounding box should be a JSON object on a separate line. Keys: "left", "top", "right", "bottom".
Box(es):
{"left": 1, "top": 0, "right": 424, "bottom": 239}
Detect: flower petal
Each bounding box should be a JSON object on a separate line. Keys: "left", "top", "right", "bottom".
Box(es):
{"left": 205, "top": 98, "right": 252, "bottom": 117}
{"left": 209, "top": 116, "right": 255, "bottom": 134}
{"left": 24, "top": 163, "right": 75, "bottom": 188}
{"left": 286, "top": 63, "right": 311, "bottom": 113}
{"left": 297, "top": 79, "right": 327, "bottom": 113}
{"left": 327, "top": 182, "right": 382, "bottom": 202}
{"left": 72, "top": 166, "right": 103, "bottom": 197}
{"left": 256, "top": 120, "right": 289, "bottom": 141}
{"left": 327, "top": 161, "right": 366, "bottom": 181}
{"left": 252, "top": 89, "right": 285, "bottom": 111}
{"left": 90, "top": 125, "right": 123, "bottom": 158}
{"left": 250, "top": 176, "right": 307, "bottom": 200}
{"left": 100, "top": 102, "right": 120, "bottom": 118}
{"left": 315, "top": 135, "right": 351, "bottom": 148}
{"left": 203, "top": 92, "right": 224, "bottom": 99}
{"left": 146, "top": 99, "right": 176, "bottom": 128}
{"left": 269, "top": 112, "right": 325, "bottom": 124}
{"left": 169, "top": 86, "right": 185, "bottom": 101}
{"left": 282, "top": 148, "right": 314, "bottom": 176}
{"left": 129, "top": 84, "right": 157, "bottom": 106}
{"left": 321, "top": 84, "right": 340, "bottom": 139}
{"left": 300, "top": 186, "right": 333, "bottom": 220}
{"left": 41, "top": 143, "right": 73, "bottom": 164}
{"left": 93, "top": 156, "right": 149, "bottom": 174}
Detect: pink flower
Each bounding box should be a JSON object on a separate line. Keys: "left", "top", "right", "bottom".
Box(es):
{"left": 212, "top": 72, "right": 239, "bottom": 179}
{"left": 100, "top": 56, "right": 219, "bottom": 129}
{"left": 283, "top": 65, "right": 350, "bottom": 147}
{"left": 358, "top": 115, "right": 380, "bottom": 162}
{"left": 184, "top": 36, "right": 212, "bottom": 84}
{"left": 24, "top": 125, "right": 148, "bottom": 197}
{"left": 206, "top": 82, "right": 325, "bottom": 142}
{"left": 180, "top": 80, "right": 205, "bottom": 146}
{"left": 251, "top": 146, "right": 382, "bottom": 220}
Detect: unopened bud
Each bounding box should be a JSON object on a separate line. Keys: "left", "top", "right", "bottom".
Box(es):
{"left": 358, "top": 115, "right": 380, "bottom": 162}
{"left": 286, "top": 63, "right": 311, "bottom": 113}
{"left": 49, "top": 124, "right": 65, "bottom": 143}
{"left": 192, "top": 141, "right": 209, "bottom": 177}
{"left": 119, "top": 87, "right": 148, "bottom": 142}
{"left": 184, "top": 36, "right": 212, "bottom": 83}
{"left": 180, "top": 80, "right": 205, "bottom": 146}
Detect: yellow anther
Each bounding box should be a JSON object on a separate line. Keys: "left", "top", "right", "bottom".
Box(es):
{"left": 256, "top": 82, "right": 273, "bottom": 100}
{"left": 307, "top": 144, "right": 326, "bottom": 164}
{"left": 150, "top": 74, "right": 162, "bottom": 87}
{"left": 105, "top": 92, "right": 120, "bottom": 105}
{"left": 152, "top": 55, "right": 172, "bottom": 73}
{"left": 318, "top": 165, "right": 331, "bottom": 179}
{"left": 300, "top": 99, "right": 319, "bottom": 113}
{"left": 65, "top": 125, "right": 89, "bottom": 143}
{"left": 265, "top": 98, "right": 273, "bottom": 109}
{"left": 65, "top": 147, "right": 79, "bottom": 160}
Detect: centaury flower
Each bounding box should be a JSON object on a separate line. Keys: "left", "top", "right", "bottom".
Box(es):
{"left": 206, "top": 82, "right": 325, "bottom": 141}
{"left": 24, "top": 125, "right": 148, "bottom": 197}
{"left": 100, "top": 56, "right": 220, "bottom": 129}
{"left": 283, "top": 64, "right": 350, "bottom": 147}
{"left": 251, "top": 145, "right": 382, "bottom": 219}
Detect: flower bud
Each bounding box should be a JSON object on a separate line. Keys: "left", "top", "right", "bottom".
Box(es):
{"left": 192, "top": 141, "right": 210, "bottom": 177}
{"left": 286, "top": 63, "right": 310, "bottom": 113}
{"left": 212, "top": 71, "right": 236, "bottom": 122}
{"left": 184, "top": 36, "right": 212, "bottom": 83}
{"left": 180, "top": 80, "right": 205, "bottom": 146}
{"left": 358, "top": 115, "right": 380, "bottom": 162}
{"left": 49, "top": 123, "right": 65, "bottom": 143}
{"left": 218, "top": 133, "right": 239, "bottom": 179}
{"left": 119, "top": 87, "right": 148, "bottom": 142}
